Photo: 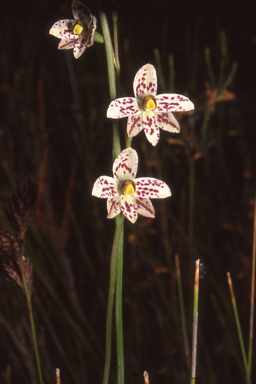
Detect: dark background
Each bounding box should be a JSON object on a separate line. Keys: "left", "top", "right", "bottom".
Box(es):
{"left": 0, "top": 0, "right": 256, "bottom": 383}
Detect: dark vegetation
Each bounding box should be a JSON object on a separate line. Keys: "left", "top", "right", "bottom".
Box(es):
{"left": 0, "top": 0, "right": 256, "bottom": 383}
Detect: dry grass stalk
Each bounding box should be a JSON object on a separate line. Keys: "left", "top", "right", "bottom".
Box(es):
{"left": 143, "top": 371, "right": 149, "bottom": 384}
{"left": 56, "top": 368, "right": 60, "bottom": 384}
{"left": 248, "top": 197, "right": 256, "bottom": 373}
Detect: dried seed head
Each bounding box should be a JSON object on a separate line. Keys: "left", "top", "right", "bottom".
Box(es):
{"left": 0, "top": 229, "right": 33, "bottom": 297}
{"left": 11, "top": 178, "right": 37, "bottom": 240}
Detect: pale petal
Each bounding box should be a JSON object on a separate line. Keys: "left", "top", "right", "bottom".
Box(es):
{"left": 49, "top": 20, "right": 77, "bottom": 39}
{"left": 133, "top": 64, "right": 157, "bottom": 99}
{"left": 87, "top": 16, "right": 97, "bottom": 46}
{"left": 107, "top": 196, "right": 121, "bottom": 219}
{"left": 113, "top": 148, "right": 138, "bottom": 182}
{"left": 156, "top": 112, "right": 180, "bottom": 133}
{"left": 156, "top": 94, "right": 194, "bottom": 112}
{"left": 73, "top": 38, "right": 87, "bottom": 58}
{"left": 58, "top": 38, "right": 76, "bottom": 50}
{"left": 142, "top": 111, "right": 160, "bottom": 146}
{"left": 72, "top": 0, "right": 93, "bottom": 25}
{"left": 127, "top": 115, "right": 143, "bottom": 137}
{"left": 107, "top": 98, "right": 140, "bottom": 119}
{"left": 134, "top": 198, "right": 155, "bottom": 218}
{"left": 92, "top": 176, "right": 119, "bottom": 198}
{"left": 77, "top": 18, "right": 96, "bottom": 49}
{"left": 135, "top": 178, "right": 171, "bottom": 199}
{"left": 121, "top": 195, "right": 138, "bottom": 223}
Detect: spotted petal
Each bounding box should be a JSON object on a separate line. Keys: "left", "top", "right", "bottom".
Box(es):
{"left": 142, "top": 112, "right": 160, "bottom": 146}
{"left": 58, "top": 38, "right": 76, "bottom": 50}
{"left": 121, "top": 195, "right": 138, "bottom": 223}
{"left": 73, "top": 38, "right": 87, "bottom": 58}
{"left": 156, "top": 94, "right": 194, "bottom": 112}
{"left": 87, "top": 17, "right": 97, "bottom": 46}
{"left": 134, "top": 198, "right": 155, "bottom": 219}
{"left": 113, "top": 148, "right": 138, "bottom": 182}
{"left": 135, "top": 178, "right": 171, "bottom": 199}
{"left": 72, "top": 0, "right": 93, "bottom": 24}
{"left": 92, "top": 176, "right": 119, "bottom": 198}
{"left": 157, "top": 112, "right": 180, "bottom": 133}
{"left": 127, "top": 115, "right": 143, "bottom": 137}
{"left": 133, "top": 64, "right": 157, "bottom": 100}
{"left": 49, "top": 20, "right": 76, "bottom": 39}
{"left": 107, "top": 196, "right": 121, "bottom": 219}
{"left": 107, "top": 98, "right": 140, "bottom": 119}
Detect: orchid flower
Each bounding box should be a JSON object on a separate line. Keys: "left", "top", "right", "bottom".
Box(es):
{"left": 49, "top": 0, "right": 96, "bottom": 59}
{"left": 92, "top": 148, "right": 171, "bottom": 223}
{"left": 107, "top": 64, "right": 194, "bottom": 146}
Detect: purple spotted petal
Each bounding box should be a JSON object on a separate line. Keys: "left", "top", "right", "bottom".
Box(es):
{"left": 142, "top": 112, "right": 160, "bottom": 146}
{"left": 135, "top": 178, "right": 171, "bottom": 199}
{"left": 73, "top": 38, "right": 87, "bottom": 58}
{"left": 87, "top": 16, "right": 97, "bottom": 45}
{"left": 49, "top": 20, "right": 76, "bottom": 39}
{"left": 156, "top": 94, "right": 194, "bottom": 112}
{"left": 113, "top": 148, "right": 138, "bottom": 182}
{"left": 121, "top": 195, "right": 138, "bottom": 223}
{"left": 127, "top": 115, "right": 143, "bottom": 137}
{"left": 72, "top": 0, "right": 93, "bottom": 24}
{"left": 133, "top": 64, "right": 157, "bottom": 100}
{"left": 134, "top": 198, "right": 155, "bottom": 219}
{"left": 58, "top": 38, "right": 76, "bottom": 50}
{"left": 157, "top": 112, "right": 180, "bottom": 133}
{"left": 107, "top": 196, "right": 121, "bottom": 219}
{"left": 107, "top": 98, "right": 140, "bottom": 119}
{"left": 92, "top": 176, "right": 119, "bottom": 198}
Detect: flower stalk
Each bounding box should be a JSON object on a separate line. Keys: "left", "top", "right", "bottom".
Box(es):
{"left": 97, "top": 4, "right": 124, "bottom": 384}
{"left": 97, "top": 0, "right": 120, "bottom": 159}
{"left": 102, "top": 214, "right": 124, "bottom": 384}
{"left": 115, "top": 217, "right": 124, "bottom": 384}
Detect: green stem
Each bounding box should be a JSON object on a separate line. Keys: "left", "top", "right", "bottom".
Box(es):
{"left": 103, "top": 215, "right": 124, "bottom": 384}
{"left": 175, "top": 255, "right": 190, "bottom": 372}
{"left": 111, "top": 18, "right": 125, "bottom": 381}
{"left": 190, "top": 313, "right": 198, "bottom": 384}
{"left": 200, "top": 103, "right": 211, "bottom": 155}
{"left": 112, "top": 11, "right": 121, "bottom": 98}
{"left": 204, "top": 47, "right": 215, "bottom": 89}
{"left": 112, "top": 10, "right": 132, "bottom": 150}
{"left": 21, "top": 264, "right": 44, "bottom": 384}
{"left": 191, "top": 260, "right": 200, "bottom": 384}
{"left": 97, "top": 5, "right": 124, "bottom": 384}
{"left": 168, "top": 53, "right": 175, "bottom": 93}
{"left": 227, "top": 273, "right": 251, "bottom": 384}
{"left": 154, "top": 48, "right": 166, "bottom": 92}
{"left": 97, "top": 0, "right": 121, "bottom": 160}
{"left": 115, "top": 220, "right": 124, "bottom": 384}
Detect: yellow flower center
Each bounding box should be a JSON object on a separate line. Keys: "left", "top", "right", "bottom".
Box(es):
{"left": 143, "top": 95, "right": 157, "bottom": 111}
{"left": 72, "top": 21, "right": 84, "bottom": 35}
{"left": 121, "top": 180, "right": 136, "bottom": 195}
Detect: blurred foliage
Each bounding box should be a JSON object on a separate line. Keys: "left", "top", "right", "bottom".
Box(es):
{"left": 0, "top": 0, "right": 256, "bottom": 384}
